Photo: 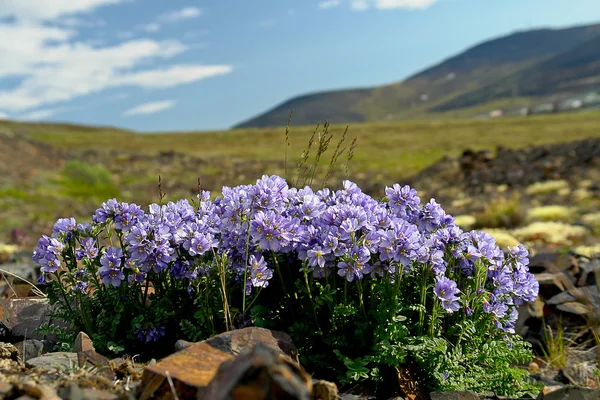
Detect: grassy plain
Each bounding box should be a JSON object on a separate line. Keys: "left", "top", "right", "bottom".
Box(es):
{"left": 0, "top": 111, "right": 599, "bottom": 245}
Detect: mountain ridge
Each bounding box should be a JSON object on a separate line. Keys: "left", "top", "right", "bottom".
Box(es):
{"left": 234, "top": 22, "right": 600, "bottom": 129}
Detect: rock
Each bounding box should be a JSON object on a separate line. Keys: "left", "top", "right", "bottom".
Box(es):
{"left": 77, "top": 350, "right": 116, "bottom": 381}
{"left": 536, "top": 386, "right": 600, "bottom": 399}
{"left": 139, "top": 342, "right": 234, "bottom": 399}
{"left": 547, "top": 291, "right": 577, "bottom": 305}
{"left": 203, "top": 342, "right": 312, "bottom": 400}
{"left": 0, "top": 382, "right": 14, "bottom": 397}
{"left": 0, "top": 342, "right": 20, "bottom": 360}
{"left": 556, "top": 302, "right": 590, "bottom": 317}
{"left": 16, "top": 382, "right": 61, "bottom": 400}
{"left": 0, "top": 298, "right": 66, "bottom": 341}
{"left": 58, "top": 384, "right": 118, "bottom": 400}
{"left": 13, "top": 339, "right": 43, "bottom": 361}
{"left": 174, "top": 339, "right": 193, "bottom": 352}
{"left": 529, "top": 253, "right": 573, "bottom": 274}
{"left": 429, "top": 391, "right": 479, "bottom": 400}
{"left": 25, "top": 352, "right": 78, "bottom": 374}
{"left": 73, "top": 332, "right": 95, "bottom": 353}
{"left": 203, "top": 327, "right": 300, "bottom": 363}
{"left": 528, "top": 362, "right": 540, "bottom": 374}
{"left": 541, "top": 386, "right": 564, "bottom": 396}
{"left": 553, "top": 370, "right": 577, "bottom": 386}
{"left": 311, "top": 380, "right": 338, "bottom": 400}
{"left": 535, "top": 273, "right": 573, "bottom": 300}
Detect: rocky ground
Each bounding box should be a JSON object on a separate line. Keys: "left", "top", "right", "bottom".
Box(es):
{"left": 0, "top": 136, "right": 598, "bottom": 399}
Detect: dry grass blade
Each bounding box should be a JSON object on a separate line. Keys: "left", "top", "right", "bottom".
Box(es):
{"left": 0, "top": 267, "right": 46, "bottom": 297}
{"left": 165, "top": 370, "right": 180, "bottom": 400}
{"left": 284, "top": 110, "right": 294, "bottom": 181}
{"left": 322, "top": 125, "right": 348, "bottom": 189}
{"left": 295, "top": 122, "right": 319, "bottom": 187}
{"left": 345, "top": 136, "right": 358, "bottom": 177}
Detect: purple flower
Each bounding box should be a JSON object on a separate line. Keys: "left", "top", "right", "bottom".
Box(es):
{"left": 100, "top": 247, "right": 123, "bottom": 269}
{"left": 80, "top": 237, "right": 98, "bottom": 259}
{"left": 73, "top": 281, "right": 89, "bottom": 293}
{"left": 248, "top": 255, "right": 273, "bottom": 290}
{"left": 434, "top": 277, "right": 460, "bottom": 313}
{"left": 135, "top": 326, "right": 166, "bottom": 343}
{"left": 52, "top": 217, "right": 77, "bottom": 237}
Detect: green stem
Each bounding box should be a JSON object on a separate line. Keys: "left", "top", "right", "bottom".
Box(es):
{"left": 418, "top": 264, "right": 429, "bottom": 336}
{"left": 357, "top": 280, "right": 367, "bottom": 320}
{"left": 303, "top": 266, "right": 322, "bottom": 334}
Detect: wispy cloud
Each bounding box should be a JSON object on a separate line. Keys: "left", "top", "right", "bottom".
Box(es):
{"left": 19, "top": 108, "right": 62, "bottom": 120}
{"left": 140, "top": 23, "right": 161, "bottom": 33}
{"left": 0, "top": 25, "right": 232, "bottom": 113}
{"left": 0, "top": 0, "right": 124, "bottom": 20}
{"left": 123, "top": 100, "right": 175, "bottom": 116}
{"left": 351, "top": 0, "right": 436, "bottom": 9}
{"left": 158, "top": 7, "right": 202, "bottom": 23}
{"left": 318, "top": 0, "right": 342, "bottom": 9}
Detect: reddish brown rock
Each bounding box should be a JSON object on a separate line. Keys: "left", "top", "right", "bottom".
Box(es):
{"left": 203, "top": 327, "right": 300, "bottom": 364}
{"left": 78, "top": 350, "right": 116, "bottom": 381}
{"left": 73, "top": 331, "right": 95, "bottom": 353}
{"left": 203, "top": 342, "right": 312, "bottom": 400}
{"left": 139, "top": 342, "right": 234, "bottom": 400}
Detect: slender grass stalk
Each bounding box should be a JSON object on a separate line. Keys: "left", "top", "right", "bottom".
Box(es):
{"left": 321, "top": 126, "right": 348, "bottom": 189}
{"left": 0, "top": 268, "right": 46, "bottom": 297}
{"left": 295, "top": 123, "right": 319, "bottom": 187}
{"left": 284, "top": 111, "right": 293, "bottom": 181}
{"left": 302, "top": 264, "right": 322, "bottom": 334}
{"left": 345, "top": 136, "right": 358, "bottom": 177}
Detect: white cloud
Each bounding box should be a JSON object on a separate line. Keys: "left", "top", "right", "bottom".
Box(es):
{"left": 19, "top": 108, "right": 61, "bottom": 120}
{"left": 140, "top": 23, "right": 161, "bottom": 33}
{"left": 0, "top": 2, "right": 231, "bottom": 114}
{"left": 318, "top": 0, "right": 342, "bottom": 9}
{"left": 351, "top": 0, "right": 435, "bottom": 9}
{"left": 56, "top": 17, "right": 106, "bottom": 28}
{"left": 123, "top": 100, "right": 175, "bottom": 116}
{"left": 116, "top": 65, "right": 232, "bottom": 88}
{"left": 0, "top": 112, "right": 9, "bottom": 120}
{"left": 0, "top": 0, "right": 123, "bottom": 21}
{"left": 158, "top": 7, "right": 202, "bottom": 23}
{"left": 351, "top": 0, "right": 369, "bottom": 10}
{"left": 0, "top": 24, "right": 233, "bottom": 111}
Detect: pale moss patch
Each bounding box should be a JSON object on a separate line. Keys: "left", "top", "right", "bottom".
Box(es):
{"left": 526, "top": 205, "right": 575, "bottom": 223}
{"left": 454, "top": 215, "right": 477, "bottom": 230}
{"left": 573, "top": 245, "right": 600, "bottom": 259}
{"left": 0, "top": 243, "right": 18, "bottom": 262}
{"left": 525, "top": 180, "right": 569, "bottom": 196}
{"left": 582, "top": 212, "right": 600, "bottom": 235}
{"left": 482, "top": 229, "right": 521, "bottom": 248}
{"left": 512, "top": 222, "right": 589, "bottom": 246}
{"left": 573, "top": 188, "right": 593, "bottom": 203}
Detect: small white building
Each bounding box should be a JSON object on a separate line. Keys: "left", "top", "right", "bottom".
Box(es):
{"left": 489, "top": 109, "right": 504, "bottom": 118}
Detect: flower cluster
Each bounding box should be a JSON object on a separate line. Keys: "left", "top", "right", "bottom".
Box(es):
{"left": 33, "top": 174, "right": 538, "bottom": 340}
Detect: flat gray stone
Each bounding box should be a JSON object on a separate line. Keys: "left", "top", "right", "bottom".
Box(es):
{"left": 25, "top": 352, "right": 78, "bottom": 373}
{"left": 430, "top": 391, "right": 479, "bottom": 400}
{"left": 13, "top": 339, "right": 44, "bottom": 361}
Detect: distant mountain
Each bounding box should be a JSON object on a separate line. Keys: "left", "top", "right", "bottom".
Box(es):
{"left": 234, "top": 23, "right": 600, "bottom": 129}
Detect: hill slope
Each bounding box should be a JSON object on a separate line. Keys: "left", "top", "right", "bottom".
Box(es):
{"left": 234, "top": 23, "right": 600, "bottom": 128}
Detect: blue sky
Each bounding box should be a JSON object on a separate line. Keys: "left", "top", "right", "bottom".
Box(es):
{"left": 0, "top": 0, "right": 599, "bottom": 132}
